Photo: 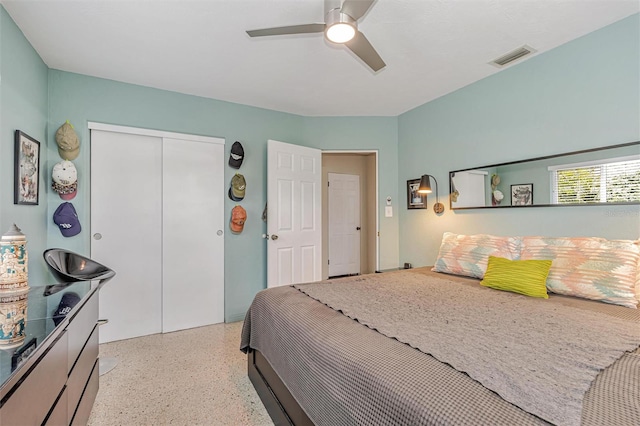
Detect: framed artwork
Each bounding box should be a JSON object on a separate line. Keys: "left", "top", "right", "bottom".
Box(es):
{"left": 14, "top": 131, "right": 41, "bottom": 205}
{"left": 407, "top": 178, "right": 427, "bottom": 209}
{"left": 11, "top": 338, "right": 37, "bottom": 372}
{"left": 511, "top": 183, "right": 533, "bottom": 206}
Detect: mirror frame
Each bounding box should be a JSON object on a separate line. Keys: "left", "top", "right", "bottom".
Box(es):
{"left": 449, "top": 141, "right": 640, "bottom": 210}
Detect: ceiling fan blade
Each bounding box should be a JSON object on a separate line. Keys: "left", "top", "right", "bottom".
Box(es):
{"left": 246, "top": 23, "right": 325, "bottom": 37}
{"left": 345, "top": 31, "right": 385, "bottom": 71}
{"left": 340, "top": 0, "right": 375, "bottom": 20}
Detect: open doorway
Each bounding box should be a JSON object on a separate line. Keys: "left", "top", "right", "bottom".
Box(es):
{"left": 322, "top": 151, "right": 378, "bottom": 279}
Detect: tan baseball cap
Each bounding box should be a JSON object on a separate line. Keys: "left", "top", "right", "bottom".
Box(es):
{"left": 55, "top": 121, "right": 80, "bottom": 160}
{"left": 228, "top": 173, "right": 246, "bottom": 201}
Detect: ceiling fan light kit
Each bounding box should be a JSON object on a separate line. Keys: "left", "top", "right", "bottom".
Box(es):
{"left": 325, "top": 9, "right": 356, "bottom": 43}
{"left": 246, "top": 0, "right": 385, "bottom": 72}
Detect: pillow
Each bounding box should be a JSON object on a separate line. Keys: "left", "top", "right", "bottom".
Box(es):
{"left": 480, "top": 256, "right": 551, "bottom": 298}
{"left": 520, "top": 236, "right": 640, "bottom": 309}
{"left": 432, "top": 232, "right": 520, "bottom": 279}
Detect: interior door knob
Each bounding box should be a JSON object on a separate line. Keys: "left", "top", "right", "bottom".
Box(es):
{"left": 356, "top": 227, "right": 361, "bottom": 230}
{"left": 93, "top": 233, "right": 102, "bottom": 240}
{"left": 271, "top": 234, "right": 279, "bottom": 240}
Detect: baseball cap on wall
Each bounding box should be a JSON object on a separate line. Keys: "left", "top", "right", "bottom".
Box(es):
{"left": 230, "top": 206, "right": 247, "bottom": 233}
{"left": 51, "top": 160, "right": 78, "bottom": 200}
{"left": 53, "top": 202, "right": 81, "bottom": 237}
{"left": 228, "top": 141, "right": 244, "bottom": 169}
{"left": 228, "top": 173, "right": 246, "bottom": 201}
{"left": 55, "top": 121, "right": 80, "bottom": 161}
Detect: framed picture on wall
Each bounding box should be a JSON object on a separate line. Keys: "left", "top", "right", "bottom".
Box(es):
{"left": 11, "top": 338, "right": 36, "bottom": 372}
{"left": 14, "top": 131, "right": 41, "bottom": 205}
{"left": 511, "top": 183, "right": 533, "bottom": 206}
{"left": 407, "top": 178, "right": 427, "bottom": 209}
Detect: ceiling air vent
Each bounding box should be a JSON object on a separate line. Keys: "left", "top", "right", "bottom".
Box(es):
{"left": 490, "top": 45, "right": 537, "bottom": 68}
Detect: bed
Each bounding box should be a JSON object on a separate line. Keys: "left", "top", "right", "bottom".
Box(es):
{"left": 240, "top": 234, "right": 640, "bottom": 426}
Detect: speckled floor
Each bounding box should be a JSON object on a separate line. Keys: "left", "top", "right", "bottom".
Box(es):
{"left": 88, "top": 321, "right": 273, "bottom": 426}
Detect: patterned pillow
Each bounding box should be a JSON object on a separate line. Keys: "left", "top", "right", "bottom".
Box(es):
{"left": 519, "top": 236, "right": 640, "bottom": 309}
{"left": 432, "top": 232, "right": 520, "bottom": 279}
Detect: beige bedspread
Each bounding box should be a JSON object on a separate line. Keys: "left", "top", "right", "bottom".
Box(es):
{"left": 241, "top": 268, "right": 640, "bottom": 426}
{"left": 294, "top": 270, "right": 640, "bottom": 426}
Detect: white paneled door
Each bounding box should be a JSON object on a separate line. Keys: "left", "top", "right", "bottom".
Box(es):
{"left": 91, "top": 126, "right": 224, "bottom": 343}
{"left": 267, "top": 140, "right": 322, "bottom": 288}
{"left": 328, "top": 173, "right": 360, "bottom": 277}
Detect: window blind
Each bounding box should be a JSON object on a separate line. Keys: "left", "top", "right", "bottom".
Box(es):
{"left": 553, "top": 158, "right": 640, "bottom": 204}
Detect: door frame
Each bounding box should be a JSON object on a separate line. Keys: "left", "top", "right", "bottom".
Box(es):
{"left": 322, "top": 150, "right": 379, "bottom": 273}
{"left": 88, "top": 122, "right": 223, "bottom": 144}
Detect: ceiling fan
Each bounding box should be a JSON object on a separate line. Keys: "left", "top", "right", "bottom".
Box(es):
{"left": 246, "top": 0, "right": 385, "bottom": 72}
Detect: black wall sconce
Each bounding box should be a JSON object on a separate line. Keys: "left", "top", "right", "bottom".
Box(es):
{"left": 418, "top": 174, "right": 445, "bottom": 214}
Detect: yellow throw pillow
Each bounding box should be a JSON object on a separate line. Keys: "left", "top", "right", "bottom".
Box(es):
{"left": 481, "top": 256, "right": 552, "bottom": 299}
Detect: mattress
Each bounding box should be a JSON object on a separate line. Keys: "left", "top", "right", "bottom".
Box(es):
{"left": 241, "top": 268, "right": 640, "bottom": 426}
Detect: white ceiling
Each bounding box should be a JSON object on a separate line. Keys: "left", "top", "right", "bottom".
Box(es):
{"left": 2, "top": 0, "right": 638, "bottom": 117}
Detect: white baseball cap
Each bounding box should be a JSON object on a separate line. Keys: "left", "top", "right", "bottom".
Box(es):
{"left": 52, "top": 161, "right": 77, "bottom": 185}
{"left": 52, "top": 161, "right": 78, "bottom": 200}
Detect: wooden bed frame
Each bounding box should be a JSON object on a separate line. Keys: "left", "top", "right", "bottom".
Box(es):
{"left": 247, "top": 349, "right": 313, "bottom": 426}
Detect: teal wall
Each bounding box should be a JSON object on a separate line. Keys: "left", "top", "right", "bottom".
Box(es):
{"left": 398, "top": 14, "right": 640, "bottom": 269}
{"left": 0, "top": 7, "right": 50, "bottom": 284}
{"left": 45, "top": 72, "right": 399, "bottom": 322}
{"left": 303, "top": 117, "right": 400, "bottom": 270}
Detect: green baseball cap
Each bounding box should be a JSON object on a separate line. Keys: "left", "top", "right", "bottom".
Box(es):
{"left": 228, "top": 173, "right": 246, "bottom": 201}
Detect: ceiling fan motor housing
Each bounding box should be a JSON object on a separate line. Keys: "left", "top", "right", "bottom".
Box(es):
{"left": 324, "top": 0, "right": 343, "bottom": 15}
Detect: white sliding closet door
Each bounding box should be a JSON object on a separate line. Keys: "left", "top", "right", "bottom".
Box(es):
{"left": 91, "top": 125, "right": 225, "bottom": 343}
{"left": 91, "top": 131, "right": 163, "bottom": 343}
{"left": 162, "top": 138, "right": 224, "bottom": 332}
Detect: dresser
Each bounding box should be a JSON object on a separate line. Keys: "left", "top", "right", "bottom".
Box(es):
{"left": 0, "top": 281, "right": 100, "bottom": 425}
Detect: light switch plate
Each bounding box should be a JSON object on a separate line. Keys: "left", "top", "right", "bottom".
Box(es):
{"left": 385, "top": 206, "right": 393, "bottom": 217}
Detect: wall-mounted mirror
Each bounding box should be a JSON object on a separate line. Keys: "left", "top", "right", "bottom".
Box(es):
{"left": 450, "top": 141, "right": 640, "bottom": 210}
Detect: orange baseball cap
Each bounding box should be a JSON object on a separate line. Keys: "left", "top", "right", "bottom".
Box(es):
{"left": 230, "top": 206, "right": 247, "bottom": 233}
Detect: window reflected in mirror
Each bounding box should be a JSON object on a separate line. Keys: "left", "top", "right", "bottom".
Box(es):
{"left": 550, "top": 156, "right": 639, "bottom": 204}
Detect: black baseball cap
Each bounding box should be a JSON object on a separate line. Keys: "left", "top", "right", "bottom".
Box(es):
{"left": 229, "top": 141, "right": 244, "bottom": 169}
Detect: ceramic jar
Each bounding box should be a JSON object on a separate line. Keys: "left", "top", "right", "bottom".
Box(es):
{"left": 0, "top": 291, "right": 28, "bottom": 348}
{"left": 0, "top": 224, "right": 29, "bottom": 291}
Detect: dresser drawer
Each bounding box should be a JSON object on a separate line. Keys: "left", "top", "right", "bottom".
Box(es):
{"left": 0, "top": 332, "right": 68, "bottom": 425}
{"left": 44, "top": 387, "right": 68, "bottom": 426}
{"left": 68, "top": 323, "right": 98, "bottom": 419}
{"left": 67, "top": 291, "right": 98, "bottom": 372}
{"left": 70, "top": 359, "right": 99, "bottom": 426}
